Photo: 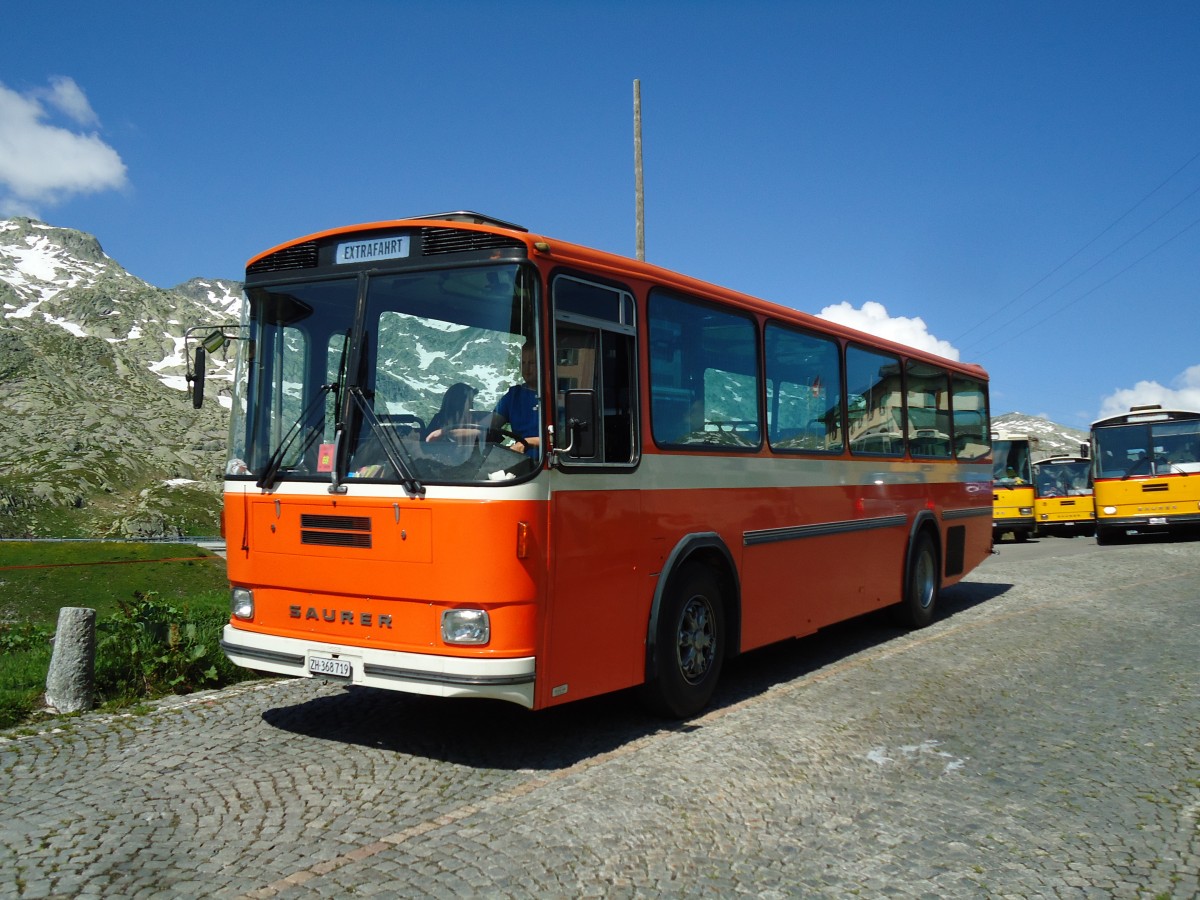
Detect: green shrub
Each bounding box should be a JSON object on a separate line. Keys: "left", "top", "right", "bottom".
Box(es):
{"left": 94, "top": 591, "right": 249, "bottom": 705}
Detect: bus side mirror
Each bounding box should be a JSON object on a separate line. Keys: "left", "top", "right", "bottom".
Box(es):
{"left": 1079, "top": 442, "right": 1090, "bottom": 459}
{"left": 191, "top": 346, "right": 206, "bottom": 409}
{"left": 562, "top": 389, "right": 596, "bottom": 459}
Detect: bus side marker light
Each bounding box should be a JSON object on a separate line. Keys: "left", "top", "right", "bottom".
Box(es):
{"left": 442, "top": 609, "right": 490, "bottom": 645}
{"left": 231, "top": 587, "right": 255, "bottom": 620}
{"left": 516, "top": 521, "right": 530, "bottom": 559}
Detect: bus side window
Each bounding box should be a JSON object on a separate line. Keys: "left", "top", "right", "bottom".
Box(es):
{"left": 951, "top": 378, "right": 988, "bottom": 461}
{"left": 846, "top": 345, "right": 904, "bottom": 457}
{"left": 906, "top": 360, "right": 951, "bottom": 459}
{"left": 649, "top": 288, "right": 760, "bottom": 451}
{"left": 765, "top": 322, "right": 842, "bottom": 453}
{"left": 552, "top": 275, "right": 638, "bottom": 465}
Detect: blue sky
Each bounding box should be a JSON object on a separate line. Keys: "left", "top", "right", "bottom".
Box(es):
{"left": 2, "top": 1, "right": 1198, "bottom": 430}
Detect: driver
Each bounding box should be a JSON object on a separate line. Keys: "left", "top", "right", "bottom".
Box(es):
{"left": 491, "top": 341, "right": 540, "bottom": 458}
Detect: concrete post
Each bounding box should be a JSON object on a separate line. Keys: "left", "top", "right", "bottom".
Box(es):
{"left": 45, "top": 607, "right": 96, "bottom": 714}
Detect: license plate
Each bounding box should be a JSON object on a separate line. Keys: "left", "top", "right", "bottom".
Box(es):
{"left": 308, "top": 655, "right": 351, "bottom": 678}
{"left": 1149, "top": 517, "right": 1167, "bottom": 525}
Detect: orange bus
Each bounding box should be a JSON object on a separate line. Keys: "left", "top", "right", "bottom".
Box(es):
{"left": 201, "top": 212, "right": 993, "bottom": 717}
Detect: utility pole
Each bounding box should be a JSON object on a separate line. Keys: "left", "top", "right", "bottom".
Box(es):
{"left": 633, "top": 79, "right": 645, "bottom": 261}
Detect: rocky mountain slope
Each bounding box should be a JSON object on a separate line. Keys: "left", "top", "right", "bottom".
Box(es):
{"left": 990, "top": 411, "right": 1090, "bottom": 460}
{"left": 0, "top": 218, "right": 238, "bottom": 538}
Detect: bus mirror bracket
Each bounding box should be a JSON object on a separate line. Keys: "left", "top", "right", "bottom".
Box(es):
{"left": 184, "top": 323, "right": 241, "bottom": 409}
{"left": 554, "top": 389, "right": 597, "bottom": 460}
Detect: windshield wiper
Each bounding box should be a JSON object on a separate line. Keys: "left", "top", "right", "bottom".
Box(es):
{"left": 347, "top": 386, "right": 425, "bottom": 497}
{"left": 256, "top": 384, "right": 335, "bottom": 490}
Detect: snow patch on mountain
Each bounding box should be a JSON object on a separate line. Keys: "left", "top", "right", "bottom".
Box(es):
{"left": 1, "top": 217, "right": 241, "bottom": 396}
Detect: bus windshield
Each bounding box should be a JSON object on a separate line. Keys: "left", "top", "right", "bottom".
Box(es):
{"left": 1094, "top": 418, "right": 1200, "bottom": 478}
{"left": 1034, "top": 458, "right": 1092, "bottom": 497}
{"left": 992, "top": 438, "right": 1033, "bottom": 488}
{"left": 227, "top": 262, "right": 541, "bottom": 487}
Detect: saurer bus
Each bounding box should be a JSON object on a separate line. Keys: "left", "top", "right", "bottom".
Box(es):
{"left": 1032, "top": 454, "right": 1094, "bottom": 537}
{"left": 991, "top": 431, "right": 1038, "bottom": 542}
{"left": 193, "top": 212, "right": 994, "bottom": 717}
{"left": 1090, "top": 405, "right": 1200, "bottom": 545}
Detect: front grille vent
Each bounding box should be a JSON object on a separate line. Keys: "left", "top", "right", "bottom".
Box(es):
{"left": 247, "top": 241, "right": 319, "bottom": 274}
{"left": 300, "top": 513, "right": 372, "bottom": 549}
{"left": 420, "top": 227, "right": 526, "bottom": 256}
{"left": 1141, "top": 483, "right": 1169, "bottom": 493}
{"left": 301, "top": 514, "right": 371, "bottom": 530}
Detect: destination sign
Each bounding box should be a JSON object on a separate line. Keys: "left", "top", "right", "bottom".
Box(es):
{"left": 335, "top": 235, "right": 410, "bottom": 264}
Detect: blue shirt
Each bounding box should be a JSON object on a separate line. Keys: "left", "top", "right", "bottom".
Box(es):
{"left": 495, "top": 384, "right": 539, "bottom": 456}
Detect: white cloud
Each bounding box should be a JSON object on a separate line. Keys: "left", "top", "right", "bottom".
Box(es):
{"left": 817, "top": 301, "right": 960, "bottom": 361}
{"left": 0, "top": 77, "right": 127, "bottom": 214}
{"left": 1098, "top": 364, "right": 1200, "bottom": 419}
{"left": 38, "top": 76, "right": 101, "bottom": 127}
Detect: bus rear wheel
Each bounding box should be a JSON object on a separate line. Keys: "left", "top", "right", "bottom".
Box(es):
{"left": 896, "top": 531, "right": 939, "bottom": 629}
{"left": 643, "top": 562, "right": 725, "bottom": 719}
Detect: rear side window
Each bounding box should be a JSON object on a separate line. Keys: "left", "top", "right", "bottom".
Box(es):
{"left": 951, "top": 376, "right": 989, "bottom": 460}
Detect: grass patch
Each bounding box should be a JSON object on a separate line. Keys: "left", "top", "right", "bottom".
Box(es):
{"left": 0, "top": 541, "right": 228, "bottom": 628}
{"left": 0, "top": 542, "right": 257, "bottom": 730}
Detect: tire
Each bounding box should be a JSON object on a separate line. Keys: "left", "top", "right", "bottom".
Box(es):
{"left": 897, "top": 531, "right": 939, "bottom": 629}
{"left": 643, "top": 562, "right": 725, "bottom": 719}
{"left": 1095, "top": 526, "right": 1119, "bottom": 546}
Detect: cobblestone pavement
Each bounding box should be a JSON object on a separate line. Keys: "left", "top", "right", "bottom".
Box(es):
{"left": 2, "top": 537, "right": 1198, "bottom": 898}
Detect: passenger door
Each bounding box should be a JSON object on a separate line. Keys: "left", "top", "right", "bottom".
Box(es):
{"left": 542, "top": 274, "right": 645, "bottom": 706}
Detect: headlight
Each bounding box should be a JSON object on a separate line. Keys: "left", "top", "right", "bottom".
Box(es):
{"left": 231, "top": 587, "right": 254, "bottom": 620}
{"left": 1019, "top": 507, "right": 1033, "bottom": 515}
{"left": 441, "top": 609, "right": 490, "bottom": 645}
{"left": 1103, "top": 506, "right": 1117, "bottom": 515}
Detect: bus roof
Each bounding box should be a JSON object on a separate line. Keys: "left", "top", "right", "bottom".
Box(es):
{"left": 246, "top": 213, "right": 989, "bottom": 381}
{"left": 1090, "top": 407, "right": 1200, "bottom": 429}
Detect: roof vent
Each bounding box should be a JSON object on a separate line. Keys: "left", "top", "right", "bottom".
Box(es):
{"left": 405, "top": 211, "right": 527, "bottom": 232}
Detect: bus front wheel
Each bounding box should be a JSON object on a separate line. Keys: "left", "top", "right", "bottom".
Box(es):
{"left": 643, "top": 562, "right": 725, "bottom": 719}
{"left": 896, "top": 531, "right": 939, "bottom": 629}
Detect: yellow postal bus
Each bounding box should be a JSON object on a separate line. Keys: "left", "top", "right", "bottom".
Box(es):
{"left": 992, "top": 431, "right": 1038, "bottom": 541}
{"left": 1032, "top": 455, "right": 1094, "bottom": 537}
{"left": 1091, "top": 405, "right": 1200, "bottom": 544}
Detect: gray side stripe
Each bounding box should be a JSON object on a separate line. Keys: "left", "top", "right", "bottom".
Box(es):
{"left": 744, "top": 514, "right": 908, "bottom": 546}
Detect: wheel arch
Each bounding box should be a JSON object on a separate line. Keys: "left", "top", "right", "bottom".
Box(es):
{"left": 644, "top": 532, "right": 741, "bottom": 684}
{"left": 907, "top": 511, "right": 943, "bottom": 585}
